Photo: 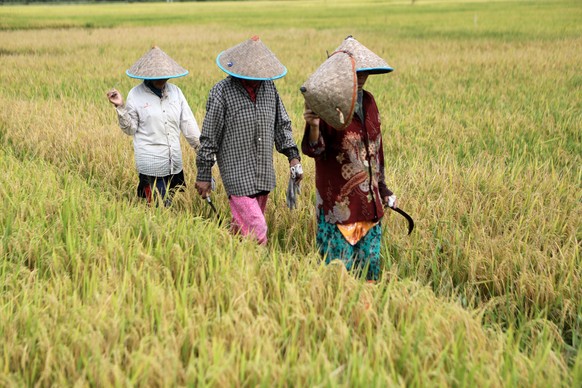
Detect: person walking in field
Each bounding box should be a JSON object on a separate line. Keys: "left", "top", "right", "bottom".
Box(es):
{"left": 107, "top": 46, "right": 201, "bottom": 207}
{"left": 195, "top": 35, "right": 303, "bottom": 245}
{"left": 301, "top": 36, "right": 397, "bottom": 281}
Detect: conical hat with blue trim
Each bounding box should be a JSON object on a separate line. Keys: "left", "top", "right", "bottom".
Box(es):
{"left": 335, "top": 36, "right": 393, "bottom": 74}
{"left": 126, "top": 46, "right": 188, "bottom": 80}
{"left": 216, "top": 36, "right": 287, "bottom": 80}
{"left": 300, "top": 50, "right": 358, "bottom": 131}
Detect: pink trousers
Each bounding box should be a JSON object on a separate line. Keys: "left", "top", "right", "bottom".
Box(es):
{"left": 228, "top": 194, "right": 269, "bottom": 245}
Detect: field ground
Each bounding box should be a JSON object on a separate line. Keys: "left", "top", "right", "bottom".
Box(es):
{"left": 0, "top": 0, "right": 581, "bottom": 386}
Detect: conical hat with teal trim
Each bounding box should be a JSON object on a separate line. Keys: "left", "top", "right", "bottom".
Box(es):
{"left": 216, "top": 36, "right": 287, "bottom": 80}
{"left": 126, "top": 46, "right": 189, "bottom": 80}
{"left": 335, "top": 36, "right": 393, "bottom": 74}
{"left": 300, "top": 50, "right": 358, "bottom": 131}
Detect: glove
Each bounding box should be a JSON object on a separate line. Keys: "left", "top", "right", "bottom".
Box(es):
{"left": 286, "top": 163, "right": 302, "bottom": 209}
{"left": 290, "top": 163, "right": 303, "bottom": 182}
{"left": 387, "top": 194, "right": 396, "bottom": 209}
{"left": 286, "top": 177, "right": 301, "bottom": 209}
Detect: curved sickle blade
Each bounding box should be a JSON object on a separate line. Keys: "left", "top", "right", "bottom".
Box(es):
{"left": 206, "top": 196, "right": 226, "bottom": 227}
{"left": 206, "top": 197, "right": 218, "bottom": 215}
{"left": 390, "top": 207, "right": 414, "bottom": 235}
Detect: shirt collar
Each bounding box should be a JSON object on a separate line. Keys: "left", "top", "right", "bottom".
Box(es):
{"left": 228, "top": 76, "right": 261, "bottom": 102}
{"left": 144, "top": 80, "right": 165, "bottom": 99}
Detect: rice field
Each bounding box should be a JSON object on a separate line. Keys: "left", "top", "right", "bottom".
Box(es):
{"left": 0, "top": 0, "right": 580, "bottom": 386}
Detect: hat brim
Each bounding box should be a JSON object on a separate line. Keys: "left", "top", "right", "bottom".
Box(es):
{"left": 357, "top": 66, "right": 394, "bottom": 74}
{"left": 125, "top": 70, "right": 189, "bottom": 80}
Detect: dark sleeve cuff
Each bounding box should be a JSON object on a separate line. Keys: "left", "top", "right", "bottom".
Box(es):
{"left": 196, "top": 162, "right": 213, "bottom": 182}
{"left": 378, "top": 182, "right": 393, "bottom": 199}
{"left": 281, "top": 146, "right": 300, "bottom": 162}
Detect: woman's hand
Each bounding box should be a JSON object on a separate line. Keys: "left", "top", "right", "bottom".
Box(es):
{"left": 289, "top": 158, "right": 303, "bottom": 183}
{"left": 195, "top": 181, "right": 212, "bottom": 199}
{"left": 107, "top": 88, "right": 124, "bottom": 107}
{"left": 383, "top": 194, "right": 398, "bottom": 209}
{"left": 303, "top": 104, "right": 320, "bottom": 128}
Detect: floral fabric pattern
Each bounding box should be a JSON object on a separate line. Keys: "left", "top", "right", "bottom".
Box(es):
{"left": 302, "top": 90, "right": 392, "bottom": 225}
{"left": 316, "top": 211, "right": 381, "bottom": 281}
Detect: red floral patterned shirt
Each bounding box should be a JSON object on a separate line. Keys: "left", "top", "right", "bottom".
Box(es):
{"left": 301, "top": 90, "right": 392, "bottom": 225}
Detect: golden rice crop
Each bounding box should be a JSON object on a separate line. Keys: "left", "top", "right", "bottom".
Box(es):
{"left": 0, "top": 0, "right": 580, "bottom": 386}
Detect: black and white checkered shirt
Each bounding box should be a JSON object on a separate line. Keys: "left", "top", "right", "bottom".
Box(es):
{"left": 196, "top": 77, "right": 300, "bottom": 197}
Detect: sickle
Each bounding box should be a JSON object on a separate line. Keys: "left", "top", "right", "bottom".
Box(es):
{"left": 388, "top": 207, "right": 414, "bottom": 235}
{"left": 206, "top": 197, "right": 219, "bottom": 215}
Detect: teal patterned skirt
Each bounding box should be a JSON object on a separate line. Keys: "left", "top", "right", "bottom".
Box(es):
{"left": 316, "top": 211, "right": 381, "bottom": 281}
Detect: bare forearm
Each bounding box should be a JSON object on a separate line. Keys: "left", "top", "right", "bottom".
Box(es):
{"left": 307, "top": 124, "right": 320, "bottom": 144}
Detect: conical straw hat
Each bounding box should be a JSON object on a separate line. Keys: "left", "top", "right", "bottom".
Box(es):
{"left": 335, "top": 36, "right": 393, "bottom": 74}
{"left": 300, "top": 50, "right": 357, "bottom": 131}
{"left": 126, "top": 46, "right": 189, "bottom": 80}
{"left": 216, "top": 35, "right": 287, "bottom": 80}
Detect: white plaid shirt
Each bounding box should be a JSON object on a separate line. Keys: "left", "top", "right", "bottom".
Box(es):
{"left": 196, "top": 77, "right": 300, "bottom": 196}
{"left": 116, "top": 82, "right": 200, "bottom": 177}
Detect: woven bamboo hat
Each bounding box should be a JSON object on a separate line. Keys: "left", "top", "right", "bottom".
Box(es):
{"left": 335, "top": 36, "right": 393, "bottom": 74}
{"left": 300, "top": 50, "right": 358, "bottom": 130}
{"left": 126, "top": 46, "right": 189, "bottom": 80}
{"left": 216, "top": 35, "right": 287, "bottom": 80}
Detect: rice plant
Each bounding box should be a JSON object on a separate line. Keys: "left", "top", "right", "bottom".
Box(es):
{"left": 0, "top": 0, "right": 580, "bottom": 385}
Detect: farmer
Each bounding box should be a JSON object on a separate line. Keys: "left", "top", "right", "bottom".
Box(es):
{"left": 195, "top": 36, "right": 302, "bottom": 245}
{"left": 301, "top": 36, "right": 397, "bottom": 281}
{"left": 107, "top": 46, "right": 200, "bottom": 207}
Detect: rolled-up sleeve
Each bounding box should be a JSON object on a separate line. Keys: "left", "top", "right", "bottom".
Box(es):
{"left": 116, "top": 103, "right": 138, "bottom": 136}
